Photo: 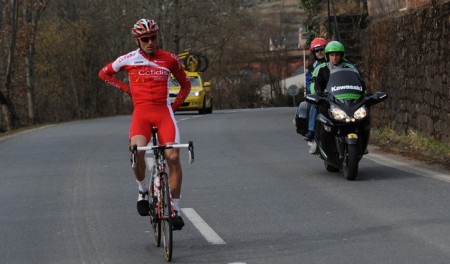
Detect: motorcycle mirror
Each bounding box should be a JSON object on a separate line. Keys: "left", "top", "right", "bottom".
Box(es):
{"left": 367, "top": 91, "right": 388, "bottom": 106}
{"left": 370, "top": 91, "right": 388, "bottom": 102}
{"left": 304, "top": 94, "right": 321, "bottom": 104}
{"left": 373, "top": 91, "right": 388, "bottom": 101}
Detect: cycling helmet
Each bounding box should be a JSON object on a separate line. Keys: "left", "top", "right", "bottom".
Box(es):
{"left": 132, "top": 19, "right": 159, "bottom": 38}
{"left": 310, "top": 38, "right": 328, "bottom": 52}
{"left": 324, "top": 41, "right": 345, "bottom": 60}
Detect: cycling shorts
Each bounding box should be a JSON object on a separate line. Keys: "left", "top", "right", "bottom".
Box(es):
{"left": 129, "top": 104, "right": 179, "bottom": 144}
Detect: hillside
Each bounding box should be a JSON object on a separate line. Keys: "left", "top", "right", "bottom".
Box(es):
{"left": 245, "top": 0, "right": 308, "bottom": 50}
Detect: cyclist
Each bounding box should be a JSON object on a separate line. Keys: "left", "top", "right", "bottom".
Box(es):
{"left": 98, "top": 18, "right": 190, "bottom": 230}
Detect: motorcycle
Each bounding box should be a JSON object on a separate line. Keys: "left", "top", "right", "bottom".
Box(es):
{"left": 296, "top": 67, "right": 387, "bottom": 180}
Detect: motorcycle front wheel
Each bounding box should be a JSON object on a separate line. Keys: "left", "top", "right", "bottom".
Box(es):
{"left": 343, "top": 144, "right": 359, "bottom": 181}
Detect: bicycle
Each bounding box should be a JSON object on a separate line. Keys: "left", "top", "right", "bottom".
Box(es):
{"left": 177, "top": 50, "right": 209, "bottom": 72}
{"left": 131, "top": 127, "right": 194, "bottom": 262}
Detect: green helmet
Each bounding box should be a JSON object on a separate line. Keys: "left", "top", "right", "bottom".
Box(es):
{"left": 325, "top": 41, "right": 345, "bottom": 60}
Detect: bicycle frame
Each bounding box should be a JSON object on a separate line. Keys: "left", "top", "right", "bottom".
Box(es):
{"left": 130, "top": 127, "right": 194, "bottom": 262}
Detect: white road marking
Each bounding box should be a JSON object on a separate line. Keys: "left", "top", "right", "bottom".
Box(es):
{"left": 177, "top": 115, "right": 204, "bottom": 122}
{"left": 181, "top": 208, "right": 226, "bottom": 245}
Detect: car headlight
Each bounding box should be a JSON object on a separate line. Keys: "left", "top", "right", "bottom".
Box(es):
{"left": 354, "top": 106, "right": 367, "bottom": 120}
{"left": 189, "top": 91, "right": 201, "bottom": 97}
{"left": 330, "top": 105, "right": 348, "bottom": 121}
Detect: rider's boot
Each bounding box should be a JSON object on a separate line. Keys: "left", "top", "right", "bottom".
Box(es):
{"left": 171, "top": 199, "right": 185, "bottom": 230}
{"left": 172, "top": 211, "right": 185, "bottom": 230}
{"left": 304, "top": 130, "right": 314, "bottom": 141}
{"left": 308, "top": 140, "right": 318, "bottom": 154}
{"left": 137, "top": 191, "right": 150, "bottom": 216}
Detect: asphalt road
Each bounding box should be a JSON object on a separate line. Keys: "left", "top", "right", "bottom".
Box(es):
{"left": 1, "top": 107, "right": 449, "bottom": 264}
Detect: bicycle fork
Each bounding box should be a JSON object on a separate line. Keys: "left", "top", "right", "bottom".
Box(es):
{"left": 155, "top": 173, "right": 176, "bottom": 219}
{"left": 130, "top": 145, "right": 138, "bottom": 169}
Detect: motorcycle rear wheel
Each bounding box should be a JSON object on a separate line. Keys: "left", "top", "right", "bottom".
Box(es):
{"left": 343, "top": 144, "right": 359, "bottom": 181}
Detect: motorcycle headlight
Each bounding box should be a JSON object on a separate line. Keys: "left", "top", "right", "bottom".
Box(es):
{"left": 354, "top": 106, "right": 367, "bottom": 120}
{"left": 330, "top": 105, "right": 348, "bottom": 121}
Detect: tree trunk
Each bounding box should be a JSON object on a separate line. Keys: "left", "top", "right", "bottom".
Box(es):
{"left": 25, "top": 2, "right": 35, "bottom": 123}
{"left": 1, "top": 0, "right": 19, "bottom": 131}
{"left": 24, "top": 0, "right": 46, "bottom": 124}
{"left": 69, "top": 72, "right": 81, "bottom": 118}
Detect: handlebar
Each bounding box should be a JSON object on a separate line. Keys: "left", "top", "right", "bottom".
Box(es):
{"left": 130, "top": 127, "right": 194, "bottom": 168}
{"left": 131, "top": 141, "right": 195, "bottom": 167}
{"left": 136, "top": 142, "right": 192, "bottom": 152}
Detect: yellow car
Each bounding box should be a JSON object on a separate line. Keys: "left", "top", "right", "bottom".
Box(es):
{"left": 169, "top": 71, "right": 213, "bottom": 114}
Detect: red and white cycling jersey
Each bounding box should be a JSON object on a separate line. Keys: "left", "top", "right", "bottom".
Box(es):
{"left": 98, "top": 48, "right": 190, "bottom": 111}
{"left": 98, "top": 48, "right": 191, "bottom": 143}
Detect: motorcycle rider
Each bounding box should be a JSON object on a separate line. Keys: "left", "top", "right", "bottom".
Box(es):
{"left": 302, "top": 38, "right": 328, "bottom": 140}
{"left": 305, "top": 41, "right": 379, "bottom": 179}
{"left": 306, "top": 41, "right": 366, "bottom": 145}
{"left": 311, "top": 41, "right": 365, "bottom": 97}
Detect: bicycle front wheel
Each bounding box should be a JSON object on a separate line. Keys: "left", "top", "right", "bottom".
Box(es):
{"left": 149, "top": 166, "right": 161, "bottom": 246}
{"left": 150, "top": 210, "right": 161, "bottom": 247}
{"left": 161, "top": 172, "right": 173, "bottom": 261}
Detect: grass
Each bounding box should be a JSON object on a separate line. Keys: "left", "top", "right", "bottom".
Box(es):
{"left": 370, "top": 127, "right": 450, "bottom": 170}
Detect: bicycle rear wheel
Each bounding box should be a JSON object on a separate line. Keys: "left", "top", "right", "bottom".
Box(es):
{"left": 161, "top": 172, "right": 173, "bottom": 261}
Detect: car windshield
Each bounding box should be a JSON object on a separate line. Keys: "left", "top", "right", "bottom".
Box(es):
{"left": 169, "top": 78, "right": 180, "bottom": 87}
{"left": 169, "top": 76, "right": 200, "bottom": 87}
{"left": 189, "top": 77, "right": 200, "bottom": 86}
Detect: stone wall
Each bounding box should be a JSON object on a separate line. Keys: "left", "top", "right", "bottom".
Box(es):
{"left": 367, "top": 0, "right": 438, "bottom": 16}
{"left": 407, "top": 0, "right": 434, "bottom": 9}
{"left": 361, "top": 1, "right": 449, "bottom": 142}
{"left": 368, "top": 0, "right": 407, "bottom": 16}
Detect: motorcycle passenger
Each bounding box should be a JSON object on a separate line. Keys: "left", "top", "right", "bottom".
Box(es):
{"left": 302, "top": 38, "right": 328, "bottom": 140}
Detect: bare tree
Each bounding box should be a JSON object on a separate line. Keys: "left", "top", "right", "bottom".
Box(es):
{"left": 23, "top": 0, "right": 46, "bottom": 124}
{"left": 1, "top": 0, "right": 19, "bottom": 131}
{"left": 0, "top": 0, "right": 306, "bottom": 132}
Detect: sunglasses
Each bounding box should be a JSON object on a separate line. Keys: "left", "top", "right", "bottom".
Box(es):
{"left": 314, "top": 48, "right": 325, "bottom": 53}
{"left": 139, "top": 35, "right": 157, "bottom": 43}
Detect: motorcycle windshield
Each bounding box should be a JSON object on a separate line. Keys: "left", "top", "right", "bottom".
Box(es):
{"left": 325, "top": 68, "right": 364, "bottom": 102}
